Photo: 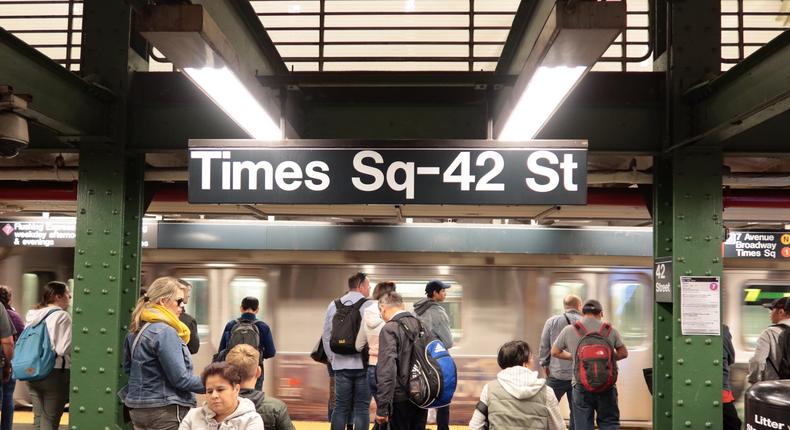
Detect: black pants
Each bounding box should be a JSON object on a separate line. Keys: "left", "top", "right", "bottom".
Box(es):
{"left": 723, "top": 401, "right": 742, "bottom": 430}
{"left": 436, "top": 405, "right": 450, "bottom": 430}
{"left": 389, "top": 401, "right": 428, "bottom": 430}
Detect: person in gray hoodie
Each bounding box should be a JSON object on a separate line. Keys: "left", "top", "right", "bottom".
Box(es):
{"left": 413, "top": 280, "right": 454, "bottom": 430}
{"left": 179, "top": 362, "right": 263, "bottom": 430}
{"left": 469, "top": 340, "right": 565, "bottom": 430}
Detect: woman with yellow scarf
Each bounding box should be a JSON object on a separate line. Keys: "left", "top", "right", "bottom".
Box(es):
{"left": 119, "top": 277, "right": 205, "bottom": 430}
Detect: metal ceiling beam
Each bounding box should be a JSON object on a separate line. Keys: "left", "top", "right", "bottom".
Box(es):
{"left": 675, "top": 30, "right": 790, "bottom": 149}
{"left": 0, "top": 28, "right": 112, "bottom": 138}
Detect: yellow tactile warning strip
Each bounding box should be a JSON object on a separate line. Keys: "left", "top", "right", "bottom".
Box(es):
{"left": 12, "top": 412, "right": 466, "bottom": 429}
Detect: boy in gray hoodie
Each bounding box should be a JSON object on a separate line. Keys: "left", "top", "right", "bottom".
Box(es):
{"left": 413, "top": 280, "right": 454, "bottom": 429}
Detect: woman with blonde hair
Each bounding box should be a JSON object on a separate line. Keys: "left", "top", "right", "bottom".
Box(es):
{"left": 24, "top": 281, "right": 72, "bottom": 430}
{"left": 119, "top": 277, "right": 203, "bottom": 430}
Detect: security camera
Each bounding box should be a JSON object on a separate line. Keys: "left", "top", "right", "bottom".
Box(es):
{"left": 0, "top": 87, "right": 29, "bottom": 158}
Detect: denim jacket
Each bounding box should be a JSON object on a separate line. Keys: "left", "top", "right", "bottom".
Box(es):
{"left": 119, "top": 322, "right": 204, "bottom": 409}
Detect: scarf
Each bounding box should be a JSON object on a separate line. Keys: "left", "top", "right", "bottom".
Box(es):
{"left": 141, "top": 304, "right": 191, "bottom": 344}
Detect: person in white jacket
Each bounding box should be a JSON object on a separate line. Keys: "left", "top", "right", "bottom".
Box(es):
{"left": 469, "top": 340, "right": 565, "bottom": 430}
{"left": 24, "top": 281, "right": 72, "bottom": 430}
{"left": 179, "top": 362, "right": 264, "bottom": 430}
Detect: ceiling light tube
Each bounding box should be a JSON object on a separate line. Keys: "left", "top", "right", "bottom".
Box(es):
{"left": 497, "top": 1, "right": 626, "bottom": 141}
{"left": 137, "top": 5, "right": 281, "bottom": 140}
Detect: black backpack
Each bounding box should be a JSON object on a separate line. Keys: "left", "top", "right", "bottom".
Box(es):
{"left": 213, "top": 318, "right": 261, "bottom": 363}
{"left": 769, "top": 324, "right": 790, "bottom": 379}
{"left": 399, "top": 319, "right": 457, "bottom": 409}
{"left": 329, "top": 298, "right": 367, "bottom": 355}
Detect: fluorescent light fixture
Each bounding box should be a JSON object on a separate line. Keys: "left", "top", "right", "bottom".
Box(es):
{"left": 405, "top": 0, "right": 417, "bottom": 12}
{"left": 499, "top": 65, "right": 585, "bottom": 140}
{"left": 183, "top": 67, "right": 281, "bottom": 140}
{"left": 497, "top": 1, "right": 625, "bottom": 140}
{"left": 137, "top": 5, "right": 282, "bottom": 140}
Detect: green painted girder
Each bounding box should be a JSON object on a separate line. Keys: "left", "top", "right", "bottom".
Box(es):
{"left": 0, "top": 29, "right": 112, "bottom": 137}
{"left": 682, "top": 30, "right": 790, "bottom": 148}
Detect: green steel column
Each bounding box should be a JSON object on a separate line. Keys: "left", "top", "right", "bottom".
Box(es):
{"left": 72, "top": 150, "right": 144, "bottom": 430}
{"left": 71, "top": 1, "right": 145, "bottom": 429}
{"left": 652, "top": 156, "right": 673, "bottom": 429}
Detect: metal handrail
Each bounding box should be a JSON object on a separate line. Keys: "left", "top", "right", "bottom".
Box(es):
{"left": 0, "top": 0, "right": 787, "bottom": 72}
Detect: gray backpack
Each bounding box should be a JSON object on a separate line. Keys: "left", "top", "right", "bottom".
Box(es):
{"left": 214, "top": 319, "right": 260, "bottom": 363}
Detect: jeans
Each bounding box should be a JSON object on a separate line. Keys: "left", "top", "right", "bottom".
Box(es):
{"left": 436, "top": 405, "right": 449, "bottom": 430}
{"left": 547, "top": 377, "right": 574, "bottom": 430}
{"left": 28, "top": 369, "right": 69, "bottom": 430}
{"left": 128, "top": 404, "right": 189, "bottom": 430}
{"left": 389, "top": 401, "right": 428, "bottom": 430}
{"left": 367, "top": 365, "right": 378, "bottom": 397}
{"left": 571, "top": 385, "right": 620, "bottom": 430}
{"left": 331, "top": 368, "right": 371, "bottom": 430}
{"left": 1, "top": 377, "right": 16, "bottom": 430}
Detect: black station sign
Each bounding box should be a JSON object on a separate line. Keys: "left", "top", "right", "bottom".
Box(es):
{"left": 654, "top": 256, "right": 673, "bottom": 303}
{"left": 724, "top": 231, "right": 790, "bottom": 259}
{"left": 187, "top": 141, "right": 588, "bottom": 205}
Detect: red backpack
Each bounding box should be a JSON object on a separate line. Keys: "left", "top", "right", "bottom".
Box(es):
{"left": 573, "top": 321, "right": 618, "bottom": 393}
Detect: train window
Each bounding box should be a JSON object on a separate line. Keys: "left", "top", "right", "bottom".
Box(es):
{"left": 381, "top": 279, "right": 463, "bottom": 343}
{"left": 741, "top": 284, "right": 790, "bottom": 349}
{"left": 549, "top": 281, "right": 587, "bottom": 316}
{"left": 609, "top": 282, "right": 648, "bottom": 348}
{"left": 228, "top": 277, "right": 268, "bottom": 319}
{"left": 180, "top": 276, "right": 210, "bottom": 338}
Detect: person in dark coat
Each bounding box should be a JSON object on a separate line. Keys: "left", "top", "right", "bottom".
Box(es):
{"left": 176, "top": 279, "right": 200, "bottom": 355}
{"left": 0, "top": 285, "right": 23, "bottom": 430}
{"left": 375, "top": 292, "right": 427, "bottom": 430}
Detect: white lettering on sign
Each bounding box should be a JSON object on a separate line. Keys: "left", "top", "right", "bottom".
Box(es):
{"left": 525, "top": 151, "right": 578, "bottom": 193}
{"left": 753, "top": 414, "right": 787, "bottom": 429}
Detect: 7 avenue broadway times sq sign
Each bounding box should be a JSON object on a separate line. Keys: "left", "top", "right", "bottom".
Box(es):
{"left": 187, "top": 140, "right": 588, "bottom": 205}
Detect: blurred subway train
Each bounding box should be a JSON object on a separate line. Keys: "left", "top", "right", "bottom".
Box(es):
{"left": 0, "top": 226, "right": 783, "bottom": 427}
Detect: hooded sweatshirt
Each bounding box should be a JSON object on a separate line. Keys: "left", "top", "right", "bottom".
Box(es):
{"left": 179, "top": 396, "right": 264, "bottom": 430}
{"left": 469, "top": 366, "right": 565, "bottom": 430}
{"left": 355, "top": 300, "right": 385, "bottom": 365}
{"left": 413, "top": 298, "right": 453, "bottom": 348}
{"left": 239, "top": 388, "right": 295, "bottom": 430}
{"left": 25, "top": 306, "right": 71, "bottom": 369}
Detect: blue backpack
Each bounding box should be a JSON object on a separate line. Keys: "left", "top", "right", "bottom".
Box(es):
{"left": 11, "top": 309, "right": 62, "bottom": 381}
{"left": 399, "top": 319, "right": 457, "bottom": 409}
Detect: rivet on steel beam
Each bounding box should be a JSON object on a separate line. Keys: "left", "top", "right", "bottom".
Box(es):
{"left": 97, "top": 407, "right": 104, "bottom": 413}
{"left": 665, "top": 412, "right": 671, "bottom": 417}
{"left": 101, "top": 289, "right": 108, "bottom": 295}
{"left": 685, "top": 338, "right": 692, "bottom": 344}
{"left": 110, "top": 250, "right": 117, "bottom": 256}
{"left": 677, "top": 358, "right": 684, "bottom": 365}
{"left": 705, "top": 422, "right": 712, "bottom": 428}
{"left": 685, "top": 270, "right": 693, "bottom": 275}
{"left": 124, "top": 265, "right": 130, "bottom": 270}
{"left": 684, "top": 235, "right": 692, "bottom": 241}
{"left": 124, "top": 231, "right": 130, "bottom": 237}
{"left": 677, "top": 400, "right": 684, "bottom": 406}
{"left": 75, "top": 307, "right": 82, "bottom": 314}
{"left": 78, "top": 249, "right": 85, "bottom": 255}
{"left": 122, "top": 325, "right": 128, "bottom": 331}
{"left": 88, "top": 189, "right": 95, "bottom": 195}
{"left": 665, "top": 373, "right": 671, "bottom": 379}
{"left": 103, "top": 229, "right": 111, "bottom": 235}
{"left": 100, "top": 328, "right": 107, "bottom": 334}
{"left": 105, "top": 387, "right": 112, "bottom": 393}
{"left": 712, "top": 214, "right": 719, "bottom": 220}
{"left": 658, "top": 392, "right": 663, "bottom": 398}
{"left": 713, "top": 359, "right": 720, "bottom": 366}
{"left": 112, "top": 210, "right": 119, "bottom": 215}
{"left": 80, "top": 209, "right": 86, "bottom": 214}
{"left": 105, "top": 189, "right": 112, "bottom": 196}
{"left": 76, "top": 275, "right": 83, "bottom": 281}
{"left": 658, "top": 316, "right": 664, "bottom": 321}
{"left": 713, "top": 401, "right": 720, "bottom": 407}
{"left": 665, "top": 336, "right": 672, "bottom": 341}
{"left": 685, "top": 421, "right": 692, "bottom": 427}
{"left": 98, "top": 367, "right": 105, "bottom": 373}
{"left": 107, "top": 309, "right": 115, "bottom": 315}
{"left": 125, "top": 240, "right": 131, "bottom": 246}
{"left": 106, "top": 347, "right": 114, "bottom": 354}
{"left": 705, "top": 235, "right": 712, "bottom": 241}
{"left": 102, "top": 262, "right": 109, "bottom": 268}
{"left": 705, "top": 270, "right": 712, "bottom": 275}
{"left": 658, "top": 353, "right": 664, "bottom": 360}
{"left": 108, "top": 275, "right": 116, "bottom": 282}
{"left": 73, "top": 346, "right": 80, "bottom": 352}
{"left": 84, "top": 262, "right": 91, "bottom": 268}
{"left": 678, "top": 257, "right": 685, "bottom": 263}
{"left": 685, "top": 379, "right": 692, "bottom": 385}
{"left": 86, "top": 229, "right": 93, "bottom": 235}
{"left": 705, "top": 380, "right": 712, "bottom": 386}
{"left": 132, "top": 253, "right": 137, "bottom": 258}
{"left": 80, "top": 367, "right": 87, "bottom": 373}
{"left": 705, "top": 339, "right": 712, "bottom": 345}
{"left": 677, "top": 215, "right": 685, "bottom": 220}
{"left": 81, "top": 327, "right": 88, "bottom": 333}
{"left": 79, "top": 406, "right": 85, "bottom": 413}
{"left": 684, "top": 193, "right": 691, "bottom": 199}
{"left": 82, "top": 288, "right": 90, "bottom": 295}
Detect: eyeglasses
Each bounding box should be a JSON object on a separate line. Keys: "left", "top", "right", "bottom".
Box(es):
{"left": 176, "top": 298, "right": 184, "bottom": 306}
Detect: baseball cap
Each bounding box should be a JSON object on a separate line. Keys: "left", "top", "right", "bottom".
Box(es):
{"left": 425, "top": 280, "right": 451, "bottom": 295}
{"left": 762, "top": 297, "right": 790, "bottom": 310}
{"left": 582, "top": 299, "right": 603, "bottom": 314}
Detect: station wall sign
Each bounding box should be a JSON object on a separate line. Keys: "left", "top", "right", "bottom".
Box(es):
{"left": 0, "top": 220, "right": 157, "bottom": 248}
{"left": 723, "top": 231, "right": 790, "bottom": 259}
{"left": 187, "top": 140, "right": 587, "bottom": 205}
{"left": 654, "top": 256, "right": 673, "bottom": 303}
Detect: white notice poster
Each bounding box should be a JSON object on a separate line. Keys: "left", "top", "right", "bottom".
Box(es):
{"left": 680, "top": 276, "right": 721, "bottom": 336}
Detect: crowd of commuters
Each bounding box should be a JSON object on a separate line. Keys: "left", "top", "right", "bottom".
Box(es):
{"left": 0, "top": 271, "right": 788, "bottom": 429}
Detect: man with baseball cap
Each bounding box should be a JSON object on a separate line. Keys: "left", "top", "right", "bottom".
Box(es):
{"left": 413, "top": 280, "right": 454, "bottom": 430}
{"left": 748, "top": 297, "right": 790, "bottom": 383}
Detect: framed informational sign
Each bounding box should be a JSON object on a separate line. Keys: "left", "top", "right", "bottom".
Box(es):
{"left": 188, "top": 140, "right": 587, "bottom": 205}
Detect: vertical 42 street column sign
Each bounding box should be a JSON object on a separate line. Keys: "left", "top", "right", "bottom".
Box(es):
{"left": 187, "top": 140, "right": 588, "bottom": 205}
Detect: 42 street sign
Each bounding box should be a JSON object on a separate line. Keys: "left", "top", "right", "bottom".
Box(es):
{"left": 188, "top": 140, "right": 587, "bottom": 205}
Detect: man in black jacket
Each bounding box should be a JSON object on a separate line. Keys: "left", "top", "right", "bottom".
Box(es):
{"left": 375, "top": 292, "right": 427, "bottom": 430}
